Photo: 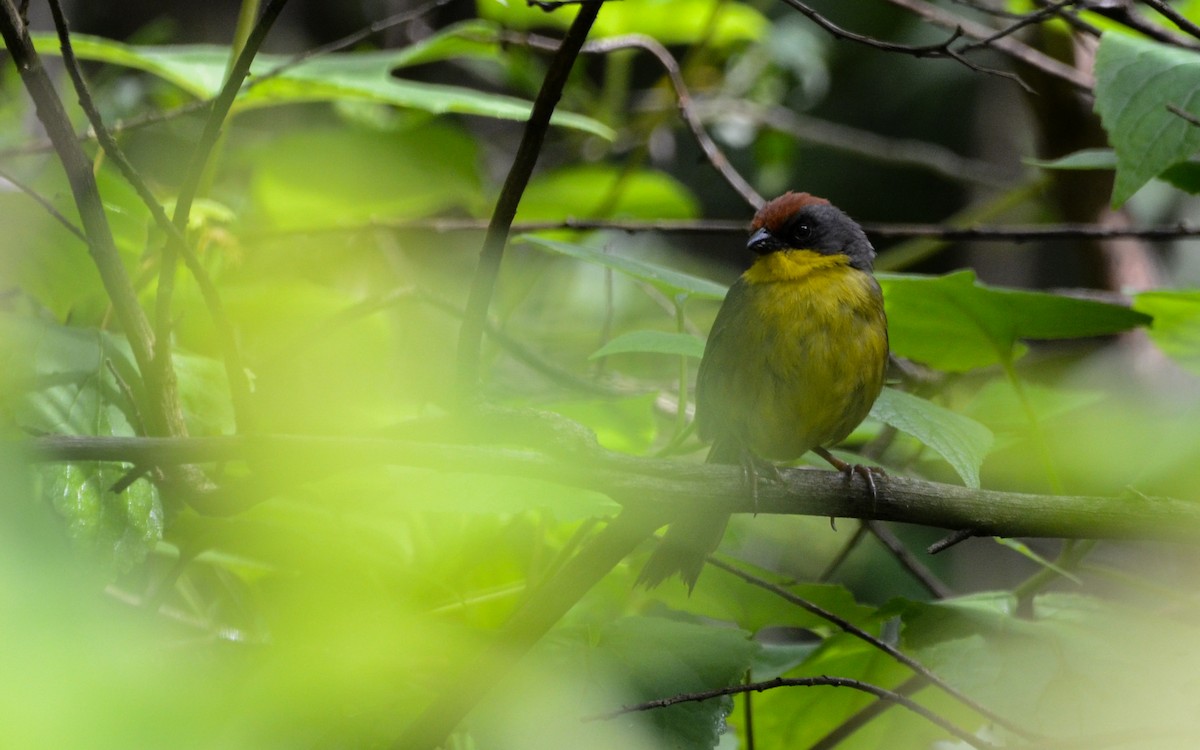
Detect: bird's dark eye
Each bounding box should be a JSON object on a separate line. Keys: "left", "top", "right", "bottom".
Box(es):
{"left": 789, "top": 222, "right": 812, "bottom": 244}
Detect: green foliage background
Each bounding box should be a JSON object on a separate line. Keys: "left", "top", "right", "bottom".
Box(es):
{"left": 4, "top": 0, "right": 1200, "bottom": 748}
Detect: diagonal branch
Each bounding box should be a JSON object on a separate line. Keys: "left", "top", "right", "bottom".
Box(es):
{"left": 0, "top": 0, "right": 185, "bottom": 438}
{"left": 705, "top": 556, "right": 1027, "bottom": 737}
{"left": 46, "top": 0, "right": 257, "bottom": 432}
{"left": 881, "top": 0, "right": 1093, "bottom": 90}
{"left": 155, "top": 0, "right": 289, "bottom": 418}
{"left": 589, "top": 675, "right": 997, "bottom": 749}
{"left": 1139, "top": 0, "right": 1200, "bottom": 42}
{"left": 455, "top": 1, "right": 604, "bottom": 400}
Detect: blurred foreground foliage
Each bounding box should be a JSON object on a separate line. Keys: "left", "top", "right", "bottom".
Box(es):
{"left": 4, "top": 1, "right": 1200, "bottom": 748}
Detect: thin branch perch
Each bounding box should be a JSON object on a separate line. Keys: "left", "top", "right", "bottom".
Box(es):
{"left": 23, "top": 434, "right": 1200, "bottom": 542}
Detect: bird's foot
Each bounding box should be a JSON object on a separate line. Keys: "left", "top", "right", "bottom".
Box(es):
{"left": 813, "top": 447, "right": 886, "bottom": 527}
{"left": 737, "top": 448, "right": 786, "bottom": 516}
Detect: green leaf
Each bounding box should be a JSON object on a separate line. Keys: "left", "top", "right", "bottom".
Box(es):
{"left": 1025, "top": 148, "right": 1116, "bottom": 170}
{"left": 590, "top": 330, "right": 706, "bottom": 360}
{"left": 1134, "top": 289, "right": 1200, "bottom": 374}
{"left": 31, "top": 24, "right": 614, "bottom": 138}
{"left": 521, "top": 236, "right": 728, "bottom": 300}
{"left": 477, "top": 0, "right": 767, "bottom": 48}
{"left": 991, "top": 537, "right": 1083, "bottom": 583}
{"left": 516, "top": 164, "right": 700, "bottom": 222}
{"left": 1094, "top": 33, "right": 1200, "bottom": 206}
{"left": 895, "top": 593, "right": 1200, "bottom": 738}
{"left": 869, "top": 387, "right": 994, "bottom": 488}
{"left": 247, "top": 123, "right": 483, "bottom": 229}
{"left": 1026, "top": 149, "right": 1200, "bottom": 195}
{"left": 547, "top": 394, "right": 660, "bottom": 454}
{"left": 878, "top": 270, "right": 1151, "bottom": 372}
{"left": 4, "top": 317, "right": 163, "bottom": 572}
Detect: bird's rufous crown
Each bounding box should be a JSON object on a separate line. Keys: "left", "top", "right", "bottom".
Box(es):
{"left": 751, "top": 192, "right": 830, "bottom": 233}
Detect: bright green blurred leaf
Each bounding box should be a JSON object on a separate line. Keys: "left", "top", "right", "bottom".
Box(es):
{"left": 1094, "top": 33, "right": 1200, "bottom": 206}
{"left": 4, "top": 317, "right": 164, "bottom": 571}
{"left": 878, "top": 270, "right": 1150, "bottom": 371}
{"left": 895, "top": 593, "right": 1200, "bottom": 739}
{"left": 248, "top": 123, "right": 482, "bottom": 229}
{"left": 522, "top": 236, "right": 728, "bottom": 300}
{"left": 31, "top": 24, "right": 614, "bottom": 138}
{"left": 308, "top": 465, "right": 618, "bottom": 520}
{"left": 870, "top": 387, "right": 994, "bottom": 488}
{"left": 590, "top": 330, "right": 706, "bottom": 360}
{"left": 517, "top": 164, "right": 700, "bottom": 222}
{"left": 547, "top": 394, "right": 660, "bottom": 454}
{"left": 1134, "top": 289, "right": 1200, "bottom": 375}
{"left": 476, "top": 0, "right": 767, "bottom": 47}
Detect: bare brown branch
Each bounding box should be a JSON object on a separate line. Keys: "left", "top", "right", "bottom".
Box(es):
{"left": 589, "top": 674, "right": 998, "bottom": 749}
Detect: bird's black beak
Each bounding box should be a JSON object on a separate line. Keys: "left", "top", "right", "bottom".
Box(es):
{"left": 748, "top": 227, "right": 781, "bottom": 255}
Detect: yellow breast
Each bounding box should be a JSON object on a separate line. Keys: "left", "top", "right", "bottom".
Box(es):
{"left": 696, "top": 249, "right": 889, "bottom": 461}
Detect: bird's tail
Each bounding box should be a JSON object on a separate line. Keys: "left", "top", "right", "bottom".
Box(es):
{"left": 635, "top": 509, "right": 730, "bottom": 593}
{"left": 636, "top": 437, "right": 739, "bottom": 592}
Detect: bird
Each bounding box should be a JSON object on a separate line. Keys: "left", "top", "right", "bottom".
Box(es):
{"left": 637, "top": 191, "right": 890, "bottom": 592}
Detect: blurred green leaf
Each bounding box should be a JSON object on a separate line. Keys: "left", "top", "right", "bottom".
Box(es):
{"left": 31, "top": 24, "right": 614, "bottom": 138}
{"left": 248, "top": 123, "right": 482, "bottom": 229}
{"left": 878, "top": 270, "right": 1151, "bottom": 371}
{"left": 547, "top": 394, "right": 660, "bottom": 454}
{"left": 1134, "top": 289, "right": 1200, "bottom": 374}
{"left": 1028, "top": 149, "right": 1200, "bottom": 194}
{"left": 1094, "top": 33, "right": 1200, "bottom": 206}
{"left": 522, "top": 236, "right": 728, "bottom": 300}
{"left": 590, "top": 330, "right": 706, "bottom": 360}
{"left": 476, "top": 0, "right": 767, "bottom": 47}
{"left": 4, "top": 317, "right": 163, "bottom": 571}
{"left": 895, "top": 593, "right": 1200, "bottom": 739}
{"left": 870, "top": 387, "right": 994, "bottom": 488}
{"left": 1025, "top": 148, "right": 1116, "bottom": 170}
{"left": 991, "top": 537, "right": 1083, "bottom": 583}
{"left": 517, "top": 164, "right": 700, "bottom": 222}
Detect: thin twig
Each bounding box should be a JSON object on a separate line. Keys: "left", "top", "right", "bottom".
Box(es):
{"left": 957, "top": 0, "right": 1081, "bottom": 53}
{"left": 1167, "top": 103, "right": 1200, "bottom": 129}
{"left": 777, "top": 0, "right": 1030, "bottom": 91}
{"left": 808, "top": 675, "right": 930, "bottom": 750}
{"left": 0, "top": 0, "right": 184, "bottom": 438}
{"left": 1089, "top": 1, "right": 1200, "bottom": 48}
{"left": 0, "top": 0, "right": 453, "bottom": 162}
{"left": 1139, "top": 0, "right": 1200, "bottom": 41}
{"left": 455, "top": 2, "right": 603, "bottom": 401}
{"left": 46, "top": 0, "right": 257, "bottom": 432}
{"left": 703, "top": 556, "right": 1032, "bottom": 737}
{"left": 882, "top": 0, "right": 1093, "bottom": 90}
{"left": 157, "top": 0, "right": 289, "bottom": 411}
{"left": 817, "top": 522, "right": 869, "bottom": 582}
{"left": 248, "top": 215, "right": 1200, "bottom": 242}
{"left": 866, "top": 521, "right": 954, "bottom": 598}
{"left": 589, "top": 674, "right": 997, "bottom": 749}
{"left": 0, "top": 165, "right": 86, "bottom": 241}
{"left": 692, "top": 99, "right": 1016, "bottom": 188}
{"left": 573, "top": 32, "right": 763, "bottom": 208}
